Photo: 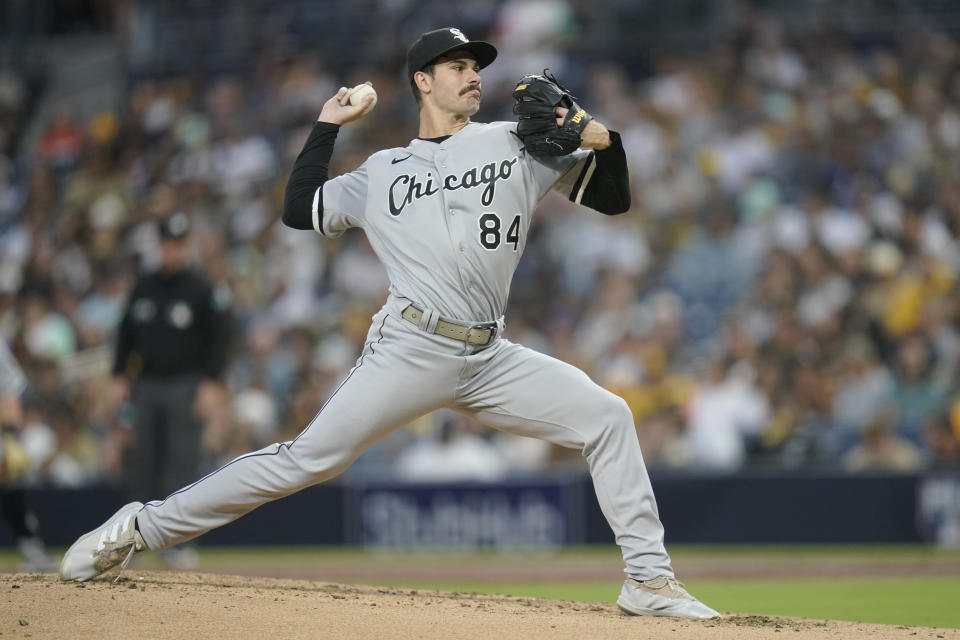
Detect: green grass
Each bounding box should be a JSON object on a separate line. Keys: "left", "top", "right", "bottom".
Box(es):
{"left": 3, "top": 544, "right": 959, "bottom": 628}
{"left": 365, "top": 576, "right": 960, "bottom": 629}
{"left": 694, "top": 577, "right": 960, "bottom": 628}
{"left": 668, "top": 543, "right": 960, "bottom": 561}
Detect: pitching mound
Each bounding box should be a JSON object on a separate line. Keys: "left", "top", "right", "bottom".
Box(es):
{"left": 1, "top": 572, "right": 955, "bottom": 640}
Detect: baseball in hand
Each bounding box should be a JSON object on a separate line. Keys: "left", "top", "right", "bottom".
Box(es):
{"left": 349, "top": 84, "right": 377, "bottom": 117}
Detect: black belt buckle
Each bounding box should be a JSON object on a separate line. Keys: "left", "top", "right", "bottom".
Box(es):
{"left": 472, "top": 322, "right": 498, "bottom": 346}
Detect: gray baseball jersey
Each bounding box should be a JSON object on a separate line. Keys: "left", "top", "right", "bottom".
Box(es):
{"left": 317, "top": 121, "right": 591, "bottom": 322}
{"left": 136, "top": 120, "right": 674, "bottom": 582}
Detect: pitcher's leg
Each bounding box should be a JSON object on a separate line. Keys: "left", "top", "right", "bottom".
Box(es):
{"left": 136, "top": 315, "right": 454, "bottom": 550}
{"left": 458, "top": 341, "right": 672, "bottom": 580}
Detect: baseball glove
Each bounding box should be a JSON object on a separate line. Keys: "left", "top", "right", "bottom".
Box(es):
{"left": 512, "top": 71, "right": 593, "bottom": 157}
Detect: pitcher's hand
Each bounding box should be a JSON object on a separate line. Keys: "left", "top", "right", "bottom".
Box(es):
{"left": 318, "top": 83, "right": 376, "bottom": 125}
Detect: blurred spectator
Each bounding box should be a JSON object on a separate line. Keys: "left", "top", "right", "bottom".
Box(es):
{"left": 0, "top": 340, "right": 52, "bottom": 572}
{"left": 229, "top": 383, "right": 279, "bottom": 453}
{"left": 925, "top": 412, "right": 960, "bottom": 470}
{"left": 3, "top": 2, "right": 960, "bottom": 483}
{"left": 887, "top": 333, "right": 951, "bottom": 444}
{"left": 34, "top": 103, "right": 86, "bottom": 177}
{"left": 605, "top": 338, "right": 695, "bottom": 469}
{"left": 843, "top": 417, "right": 923, "bottom": 474}
{"left": 830, "top": 336, "right": 894, "bottom": 454}
{"left": 684, "top": 359, "right": 770, "bottom": 472}
{"left": 21, "top": 293, "right": 77, "bottom": 362}
{"left": 394, "top": 412, "right": 509, "bottom": 483}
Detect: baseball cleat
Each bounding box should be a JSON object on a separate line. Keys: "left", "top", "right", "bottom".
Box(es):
{"left": 617, "top": 576, "right": 721, "bottom": 620}
{"left": 59, "top": 502, "right": 146, "bottom": 582}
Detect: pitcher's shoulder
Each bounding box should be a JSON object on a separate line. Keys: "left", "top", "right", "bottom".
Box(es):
{"left": 362, "top": 146, "right": 418, "bottom": 170}
{"left": 367, "top": 147, "right": 401, "bottom": 163}
{"left": 461, "top": 121, "right": 522, "bottom": 150}
{"left": 466, "top": 121, "right": 517, "bottom": 136}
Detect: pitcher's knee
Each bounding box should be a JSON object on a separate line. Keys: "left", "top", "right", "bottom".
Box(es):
{"left": 613, "top": 394, "right": 634, "bottom": 423}
{"left": 583, "top": 392, "right": 636, "bottom": 448}
{"left": 598, "top": 392, "right": 633, "bottom": 426}
{"left": 607, "top": 393, "right": 640, "bottom": 441}
{"left": 283, "top": 444, "right": 356, "bottom": 488}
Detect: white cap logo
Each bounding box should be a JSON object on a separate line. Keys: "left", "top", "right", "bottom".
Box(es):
{"left": 449, "top": 28, "right": 468, "bottom": 43}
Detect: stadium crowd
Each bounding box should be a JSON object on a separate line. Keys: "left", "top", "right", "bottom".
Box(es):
{"left": 1, "top": 0, "right": 960, "bottom": 488}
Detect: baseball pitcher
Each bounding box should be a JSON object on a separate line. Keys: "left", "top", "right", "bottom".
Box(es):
{"left": 59, "top": 27, "right": 719, "bottom": 620}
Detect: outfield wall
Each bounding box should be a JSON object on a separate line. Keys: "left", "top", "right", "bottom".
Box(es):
{"left": 2, "top": 473, "right": 958, "bottom": 548}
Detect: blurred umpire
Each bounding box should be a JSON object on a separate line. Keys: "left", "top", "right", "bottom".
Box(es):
{"left": 112, "top": 211, "right": 232, "bottom": 503}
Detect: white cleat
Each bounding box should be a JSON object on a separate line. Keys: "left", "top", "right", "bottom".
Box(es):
{"left": 617, "top": 576, "right": 721, "bottom": 620}
{"left": 59, "top": 502, "right": 147, "bottom": 582}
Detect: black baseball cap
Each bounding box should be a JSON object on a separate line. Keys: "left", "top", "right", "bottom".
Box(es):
{"left": 406, "top": 28, "right": 497, "bottom": 80}
{"left": 157, "top": 211, "right": 191, "bottom": 240}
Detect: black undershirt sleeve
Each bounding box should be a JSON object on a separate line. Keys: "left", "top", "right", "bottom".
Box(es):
{"left": 282, "top": 121, "right": 341, "bottom": 230}
{"left": 575, "top": 130, "right": 631, "bottom": 215}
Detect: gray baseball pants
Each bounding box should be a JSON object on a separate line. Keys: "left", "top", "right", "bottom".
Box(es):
{"left": 136, "top": 294, "right": 674, "bottom": 580}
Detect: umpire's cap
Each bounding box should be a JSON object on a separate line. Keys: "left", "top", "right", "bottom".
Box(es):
{"left": 406, "top": 28, "right": 497, "bottom": 81}
{"left": 157, "top": 211, "right": 191, "bottom": 240}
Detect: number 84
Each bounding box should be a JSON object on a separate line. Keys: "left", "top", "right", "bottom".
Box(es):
{"left": 478, "top": 213, "right": 520, "bottom": 251}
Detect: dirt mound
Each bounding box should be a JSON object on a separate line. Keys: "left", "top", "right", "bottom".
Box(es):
{"left": 188, "top": 549, "right": 960, "bottom": 583}
{"left": 2, "top": 572, "right": 956, "bottom": 640}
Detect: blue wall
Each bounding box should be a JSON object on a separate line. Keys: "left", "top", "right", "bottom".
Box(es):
{"left": 0, "top": 473, "right": 937, "bottom": 548}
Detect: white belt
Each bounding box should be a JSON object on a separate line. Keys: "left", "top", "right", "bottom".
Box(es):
{"left": 401, "top": 305, "right": 498, "bottom": 346}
